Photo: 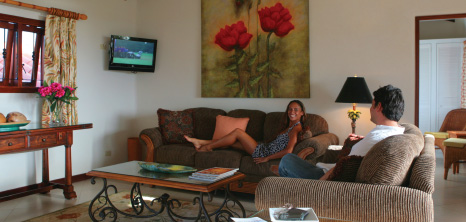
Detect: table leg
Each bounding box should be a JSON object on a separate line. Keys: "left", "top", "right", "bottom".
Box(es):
{"left": 63, "top": 145, "right": 77, "bottom": 199}
{"left": 88, "top": 178, "right": 166, "bottom": 221}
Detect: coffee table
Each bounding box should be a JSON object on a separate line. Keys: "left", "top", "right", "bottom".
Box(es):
{"left": 86, "top": 161, "right": 246, "bottom": 222}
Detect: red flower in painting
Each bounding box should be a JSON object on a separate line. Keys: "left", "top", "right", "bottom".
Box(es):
{"left": 215, "top": 21, "right": 253, "bottom": 51}
{"left": 258, "top": 3, "right": 294, "bottom": 37}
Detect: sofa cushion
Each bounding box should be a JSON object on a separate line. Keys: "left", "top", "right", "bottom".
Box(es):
{"left": 192, "top": 108, "right": 226, "bottom": 140}
{"left": 212, "top": 115, "right": 250, "bottom": 140}
{"left": 355, "top": 125, "right": 424, "bottom": 185}
{"left": 264, "top": 112, "right": 286, "bottom": 142}
{"left": 155, "top": 144, "right": 197, "bottom": 166}
{"left": 228, "top": 109, "right": 266, "bottom": 141}
{"left": 239, "top": 156, "right": 280, "bottom": 177}
{"left": 303, "top": 114, "right": 329, "bottom": 137}
{"left": 194, "top": 149, "right": 244, "bottom": 169}
{"left": 157, "top": 109, "right": 194, "bottom": 144}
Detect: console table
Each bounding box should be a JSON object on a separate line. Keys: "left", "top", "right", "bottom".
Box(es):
{"left": 0, "top": 123, "right": 92, "bottom": 202}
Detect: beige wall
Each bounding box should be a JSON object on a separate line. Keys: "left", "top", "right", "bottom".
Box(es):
{"left": 1, "top": 0, "right": 466, "bottom": 191}
{"left": 134, "top": 0, "right": 466, "bottom": 143}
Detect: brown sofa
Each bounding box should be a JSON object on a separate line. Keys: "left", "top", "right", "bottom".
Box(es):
{"left": 139, "top": 107, "right": 339, "bottom": 193}
{"left": 255, "top": 123, "right": 435, "bottom": 221}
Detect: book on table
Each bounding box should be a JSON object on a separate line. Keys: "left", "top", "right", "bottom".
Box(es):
{"left": 189, "top": 167, "right": 239, "bottom": 182}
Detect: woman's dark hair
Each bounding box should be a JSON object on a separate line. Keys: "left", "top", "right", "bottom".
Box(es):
{"left": 283, "top": 100, "right": 306, "bottom": 129}
{"left": 373, "top": 85, "right": 404, "bottom": 121}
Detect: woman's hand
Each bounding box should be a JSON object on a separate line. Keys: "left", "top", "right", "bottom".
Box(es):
{"left": 253, "top": 157, "right": 269, "bottom": 164}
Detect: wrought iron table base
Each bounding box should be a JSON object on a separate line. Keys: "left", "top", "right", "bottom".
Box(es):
{"left": 88, "top": 177, "right": 246, "bottom": 222}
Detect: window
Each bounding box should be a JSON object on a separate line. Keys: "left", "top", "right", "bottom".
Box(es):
{"left": 0, "top": 13, "right": 45, "bottom": 93}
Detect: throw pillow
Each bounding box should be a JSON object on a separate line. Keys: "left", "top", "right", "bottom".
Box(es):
{"left": 157, "top": 109, "right": 194, "bottom": 144}
{"left": 212, "top": 115, "right": 250, "bottom": 140}
{"left": 327, "top": 155, "right": 364, "bottom": 182}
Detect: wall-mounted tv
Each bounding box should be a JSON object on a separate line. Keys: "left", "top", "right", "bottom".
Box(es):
{"left": 109, "top": 35, "right": 157, "bottom": 72}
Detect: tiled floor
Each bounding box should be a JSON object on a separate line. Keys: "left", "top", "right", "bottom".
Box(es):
{"left": 0, "top": 149, "right": 465, "bottom": 221}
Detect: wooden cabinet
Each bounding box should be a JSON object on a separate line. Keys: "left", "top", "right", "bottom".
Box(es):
{"left": 0, "top": 123, "right": 92, "bottom": 202}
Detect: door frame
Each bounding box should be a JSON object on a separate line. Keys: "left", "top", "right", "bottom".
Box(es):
{"left": 415, "top": 13, "right": 466, "bottom": 126}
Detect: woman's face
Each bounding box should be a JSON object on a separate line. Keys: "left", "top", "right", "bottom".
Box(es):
{"left": 287, "top": 102, "right": 304, "bottom": 122}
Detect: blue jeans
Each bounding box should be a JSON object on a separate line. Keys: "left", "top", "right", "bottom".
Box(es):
{"left": 278, "top": 153, "right": 325, "bottom": 179}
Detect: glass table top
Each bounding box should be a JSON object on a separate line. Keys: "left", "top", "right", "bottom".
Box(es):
{"left": 91, "top": 161, "right": 223, "bottom": 186}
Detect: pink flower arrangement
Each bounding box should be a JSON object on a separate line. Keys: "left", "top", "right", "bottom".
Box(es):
{"left": 37, "top": 80, "right": 78, "bottom": 115}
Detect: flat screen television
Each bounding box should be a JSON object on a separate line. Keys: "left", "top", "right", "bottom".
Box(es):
{"left": 109, "top": 35, "right": 157, "bottom": 72}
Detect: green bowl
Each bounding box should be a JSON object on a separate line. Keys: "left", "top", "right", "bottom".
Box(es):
{"left": 138, "top": 162, "right": 197, "bottom": 173}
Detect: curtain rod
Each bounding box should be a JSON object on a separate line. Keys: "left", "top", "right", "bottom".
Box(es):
{"left": 0, "top": 0, "right": 87, "bottom": 20}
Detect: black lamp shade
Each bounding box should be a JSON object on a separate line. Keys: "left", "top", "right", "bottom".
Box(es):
{"left": 335, "top": 77, "right": 373, "bottom": 104}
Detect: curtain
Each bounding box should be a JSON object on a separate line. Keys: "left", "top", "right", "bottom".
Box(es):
{"left": 462, "top": 41, "right": 466, "bottom": 108}
{"left": 41, "top": 15, "right": 78, "bottom": 125}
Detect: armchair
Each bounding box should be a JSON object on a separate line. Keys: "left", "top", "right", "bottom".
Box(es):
{"left": 425, "top": 108, "right": 466, "bottom": 178}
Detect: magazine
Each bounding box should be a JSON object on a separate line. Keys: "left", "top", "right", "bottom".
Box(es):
{"left": 191, "top": 167, "right": 238, "bottom": 178}
{"left": 189, "top": 167, "right": 238, "bottom": 182}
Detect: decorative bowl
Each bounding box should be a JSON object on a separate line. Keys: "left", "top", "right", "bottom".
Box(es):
{"left": 0, "top": 120, "right": 31, "bottom": 132}
{"left": 138, "top": 162, "right": 197, "bottom": 173}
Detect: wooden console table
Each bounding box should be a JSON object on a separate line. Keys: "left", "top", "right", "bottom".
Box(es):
{"left": 0, "top": 123, "right": 92, "bottom": 202}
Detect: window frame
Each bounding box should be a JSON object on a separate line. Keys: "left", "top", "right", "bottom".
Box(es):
{"left": 0, "top": 13, "right": 45, "bottom": 93}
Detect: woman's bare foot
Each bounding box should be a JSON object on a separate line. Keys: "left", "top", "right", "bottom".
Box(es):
{"left": 184, "top": 135, "right": 208, "bottom": 150}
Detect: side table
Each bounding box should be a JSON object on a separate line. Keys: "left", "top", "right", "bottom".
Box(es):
{"left": 127, "top": 137, "right": 142, "bottom": 161}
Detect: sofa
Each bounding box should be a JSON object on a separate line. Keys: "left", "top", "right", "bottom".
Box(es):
{"left": 139, "top": 107, "right": 339, "bottom": 193}
{"left": 255, "top": 123, "right": 435, "bottom": 221}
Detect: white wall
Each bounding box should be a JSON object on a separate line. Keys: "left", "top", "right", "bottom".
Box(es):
{"left": 2, "top": 0, "right": 466, "bottom": 192}
{"left": 0, "top": 0, "right": 139, "bottom": 191}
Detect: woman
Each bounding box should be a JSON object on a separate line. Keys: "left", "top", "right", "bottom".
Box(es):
{"left": 185, "top": 100, "right": 306, "bottom": 164}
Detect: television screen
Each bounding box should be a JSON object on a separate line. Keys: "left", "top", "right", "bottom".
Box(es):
{"left": 109, "top": 35, "right": 157, "bottom": 72}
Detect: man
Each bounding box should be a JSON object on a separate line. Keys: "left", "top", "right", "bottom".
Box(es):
{"left": 279, "top": 84, "right": 405, "bottom": 179}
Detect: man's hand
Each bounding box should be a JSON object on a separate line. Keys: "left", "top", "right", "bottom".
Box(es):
{"left": 348, "top": 134, "right": 364, "bottom": 141}
{"left": 253, "top": 157, "right": 269, "bottom": 164}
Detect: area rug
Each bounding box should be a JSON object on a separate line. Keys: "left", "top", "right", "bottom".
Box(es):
{"left": 26, "top": 191, "right": 255, "bottom": 222}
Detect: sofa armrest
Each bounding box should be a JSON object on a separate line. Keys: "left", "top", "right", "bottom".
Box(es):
{"left": 139, "top": 127, "right": 163, "bottom": 162}
{"left": 255, "top": 177, "right": 433, "bottom": 222}
{"left": 293, "top": 133, "right": 339, "bottom": 164}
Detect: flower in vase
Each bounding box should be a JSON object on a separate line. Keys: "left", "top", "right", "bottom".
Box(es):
{"left": 37, "top": 81, "right": 78, "bottom": 118}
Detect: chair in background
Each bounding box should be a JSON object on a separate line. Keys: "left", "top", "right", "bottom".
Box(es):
{"left": 426, "top": 108, "right": 466, "bottom": 179}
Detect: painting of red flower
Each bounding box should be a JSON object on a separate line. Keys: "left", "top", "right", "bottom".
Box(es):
{"left": 201, "top": 0, "right": 310, "bottom": 98}
{"left": 258, "top": 3, "right": 294, "bottom": 37}
{"left": 215, "top": 21, "right": 253, "bottom": 51}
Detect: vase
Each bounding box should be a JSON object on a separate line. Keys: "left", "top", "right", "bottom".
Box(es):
{"left": 47, "top": 100, "right": 63, "bottom": 126}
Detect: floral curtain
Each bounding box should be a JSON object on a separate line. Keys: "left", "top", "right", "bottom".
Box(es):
{"left": 41, "top": 15, "right": 78, "bottom": 125}
{"left": 462, "top": 41, "right": 466, "bottom": 108}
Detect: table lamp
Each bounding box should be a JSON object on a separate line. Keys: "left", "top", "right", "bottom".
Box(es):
{"left": 335, "top": 76, "right": 373, "bottom": 134}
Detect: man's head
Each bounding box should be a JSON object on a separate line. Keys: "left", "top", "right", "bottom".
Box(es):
{"left": 370, "top": 85, "right": 404, "bottom": 123}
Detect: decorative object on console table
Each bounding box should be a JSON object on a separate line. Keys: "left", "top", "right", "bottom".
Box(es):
{"left": 335, "top": 76, "right": 373, "bottom": 134}
{"left": 37, "top": 81, "right": 78, "bottom": 126}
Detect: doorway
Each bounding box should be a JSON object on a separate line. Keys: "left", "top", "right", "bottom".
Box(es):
{"left": 415, "top": 14, "right": 466, "bottom": 130}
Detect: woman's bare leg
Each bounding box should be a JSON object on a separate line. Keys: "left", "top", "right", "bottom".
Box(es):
{"left": 184, "top": 135, "right": 211, "bottom": 150}
{"left": 199, "top": 129, "right": 257, "bottom": 155}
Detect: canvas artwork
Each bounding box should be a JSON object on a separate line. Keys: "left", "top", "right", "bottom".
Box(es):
{"left": 201, "top": 0, "right": 310, "bottom": 98}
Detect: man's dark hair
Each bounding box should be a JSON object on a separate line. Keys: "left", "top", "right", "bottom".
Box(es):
{"left": 373, "top": 85, "right": 404, "bottom": 121}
